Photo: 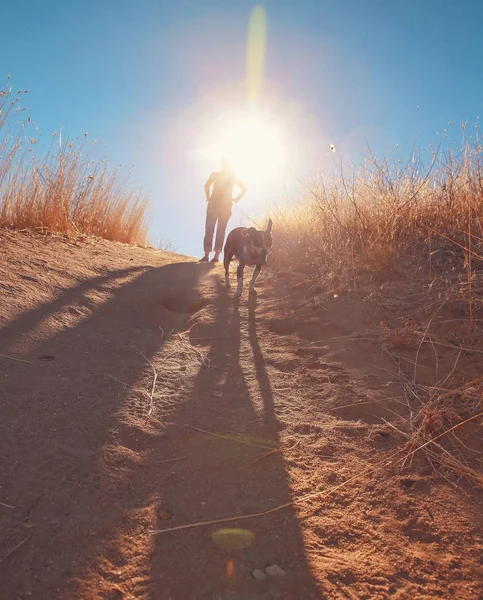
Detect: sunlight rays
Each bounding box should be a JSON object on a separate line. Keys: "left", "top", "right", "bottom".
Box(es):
{"left": 199, "top": 6, "right": 289, "bottom": 191}
{"left": 200, "top": 107, "right": 287, "bottom": 189}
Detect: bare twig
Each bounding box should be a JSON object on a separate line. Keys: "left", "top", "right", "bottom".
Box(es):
{"left": 413, "top": 301, "right": 445, "bottom": 382}
{"left": 167, "top": 423, "right": 277, "bottom": 450}
{"left": 0, "top": 534, "right": 32, "bottom": 564}
{"left": 155, "top": 456, "right": 186, "bottom": 465}
{"left": 440, "top": 346, "right": 463, "bottom": 388}
{"left": 150, "top": 455, "right": 393, "bottom": 535}
{"left": 250, "top": 449, "right": 281, "bottom": 464}
{"left": 0, "top": 353, "right": 33, "bottom": 365}
{"left": 151, "top": 412, "right": 483, "bottom": 536}
{"left": 331, "top": 399, "right": 386, "bottom": 411}
{"left": 131, "top": 346, "right": 159, "bottom": 424}
{"left": 404, "top": 411, "right": 483, "bottom": 462}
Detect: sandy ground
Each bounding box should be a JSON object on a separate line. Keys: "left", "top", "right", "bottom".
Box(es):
{"left": 1, "top": 229, "right": 482, "bottom": 599}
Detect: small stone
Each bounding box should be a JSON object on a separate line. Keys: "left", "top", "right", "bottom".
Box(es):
{"left": 265, "top": 564, "right": 286, "bottom": 578}
{"left": 252, "top": 569, "right": 267, "bottom": 580}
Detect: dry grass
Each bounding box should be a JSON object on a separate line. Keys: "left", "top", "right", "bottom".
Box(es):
{"left": 0, "top": 80, "right": 149, "bottom": 244}
{"left": 383, "top": 352, "right": 483, "bottom": 488}
{"left": 269, "top": 130, "right": 483, "bottom": 289}
{"left": 266, "top": 126, "right": 483, "bottom": 486}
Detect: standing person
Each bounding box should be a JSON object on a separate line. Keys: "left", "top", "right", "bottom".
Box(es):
{"left": 200, "top": 158, "right": 247, "bottom": 263}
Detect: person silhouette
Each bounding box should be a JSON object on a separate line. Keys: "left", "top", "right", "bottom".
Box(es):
{"left": 200, "top": 158, "right": 247, "bottom": 263}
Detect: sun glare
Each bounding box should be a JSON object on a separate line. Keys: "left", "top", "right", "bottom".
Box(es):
{"left": 202, "top": 108, "right": 287, "bottom": 188}
{"left": 194, "top": 6, "right": 293, "bottom": 194}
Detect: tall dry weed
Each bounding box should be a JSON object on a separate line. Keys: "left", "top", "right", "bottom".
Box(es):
{"left": 269, "top": 130, "right": 483, "bottom": 288}
{"left": 0, "top": 79, "right": 149, "bottom": 245}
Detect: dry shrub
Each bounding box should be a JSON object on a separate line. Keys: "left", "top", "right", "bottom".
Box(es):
{"left": 269, "top": 134, "right": 483, "bottom": 288}
{"left": 0, "top": 80, "right": 148, "bottom": 244}
{"left": 266, "top": 127, "right": 483, "bottom": 485}
{"left": 395, "top": 368, "right": 483, "bottom": 488}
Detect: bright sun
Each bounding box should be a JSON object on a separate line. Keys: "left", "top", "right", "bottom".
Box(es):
{"left": 201, "top": 108, "right": 287, "bottom": 188}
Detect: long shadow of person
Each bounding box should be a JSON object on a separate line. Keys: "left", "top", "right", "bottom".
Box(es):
{"left": 0, "top": 261, "right": 212, "bottom": 598}
{"left": 0, "top": 265, "right": 147, "bottom": 352}
{"left": 1, "top": 261, "right": 321, "bottom": 599}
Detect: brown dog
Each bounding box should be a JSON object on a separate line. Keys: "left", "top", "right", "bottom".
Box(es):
{"left": 223, "top": 219, "right": 273, "bottom": 298}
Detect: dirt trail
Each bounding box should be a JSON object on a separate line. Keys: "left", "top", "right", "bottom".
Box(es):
{"left": 1, "top": 230, "right": 482, "bottom": 600}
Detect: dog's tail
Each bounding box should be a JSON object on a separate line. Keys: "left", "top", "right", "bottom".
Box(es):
{"left": 266, "top": 218, "right": 273, "bottom": 234}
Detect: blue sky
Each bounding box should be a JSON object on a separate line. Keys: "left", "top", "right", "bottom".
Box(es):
{"left": 3, "top": 0, "right": 483, "bottom": 256}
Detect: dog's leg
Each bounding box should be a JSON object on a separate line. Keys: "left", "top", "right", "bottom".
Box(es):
{"left": 249, "top": 265, "right": 261, "bottom": 295}
{"left": 234, "top": 263, "right": 244, "bottom": 298}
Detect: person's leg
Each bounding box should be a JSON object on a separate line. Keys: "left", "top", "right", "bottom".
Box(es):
{"left": 212, "top": 205, "right": 232, "bottom": 262}
{"left": 201, "top": 202, "right": 217, "bottom": 261}
{"left": 223, "top": 247, "right": 234, "bottom": 287}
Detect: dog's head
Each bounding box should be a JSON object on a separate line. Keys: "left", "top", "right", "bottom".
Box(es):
{"left": 242, "top": 219, "right": 273, "bottom": 264}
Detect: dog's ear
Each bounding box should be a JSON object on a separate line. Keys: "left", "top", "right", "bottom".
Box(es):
{"left": 265, "top": 218, "right": 273, "bottom": 234}
{"left": 242, "top": 227, "right": 256, "bottom": 238}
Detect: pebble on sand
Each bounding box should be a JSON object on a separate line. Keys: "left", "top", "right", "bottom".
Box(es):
{"left": 252, "top": 569, "right": 267, "bottom": 580}
{"left": 265, "top": 564, "right": 286, "bottom": 578}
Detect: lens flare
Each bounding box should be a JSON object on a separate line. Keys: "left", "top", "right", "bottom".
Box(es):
{"left": 201, "top": 107, "right": 287, "bottom": 189}
{"left": 211, "top": 528, "right": 255, "bottom": 550}
{"left": 247, "top": 6, "right": 266, "bottom": 102}
{"left": 226, "top": 559, "right": 235, "bottom": 579}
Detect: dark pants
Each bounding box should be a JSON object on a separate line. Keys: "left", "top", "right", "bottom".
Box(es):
{"left": 203, "top": 200, "right": 232, "bottom": 253}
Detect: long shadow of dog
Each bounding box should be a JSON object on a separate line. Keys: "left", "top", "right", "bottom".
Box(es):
{"left": 146, "top": 280, "right": 322, "bottom": 599}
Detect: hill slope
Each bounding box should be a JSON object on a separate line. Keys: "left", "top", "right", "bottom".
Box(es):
{"left": 1, "top": 230, "right": 482, "bottom": 599}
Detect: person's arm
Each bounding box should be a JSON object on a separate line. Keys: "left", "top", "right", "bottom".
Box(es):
{"left": 234, "top": 179, "right": 247, "bottom": 203}
{"left": 204, "top": 173, "right": 214, "bottom": 202}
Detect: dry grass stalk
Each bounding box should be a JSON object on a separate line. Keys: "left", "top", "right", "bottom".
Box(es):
{"left": 167, "top": 423, "right": 278, "bottom": 450}
{"left": 155, "top": 456, "right": 187, "bottom": 465}
{"left": 151, "top": 412, "right": 482, "bottom": 536}
{"left": 381, "top": 343, "right": 483, "bottom": 485}
{"left": 0, "top": 353, "right": 33, "bottom": 365}
{"left": 268, "top": 129, "right": 483, "bottom": 291}
{"left": 0, "top": 534, "right": 32, "bottom": 564}
{"left": 250, "top": 448, "right": 282, "bottom": 464}
{"left": 0, "top": 81, "right": 148, "bottom": 244}
{"left": 131, "top": 346, "right": 160, "bottom": 424}
{"left": 263, "top": 133, "right": 483, "bottom": 485}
